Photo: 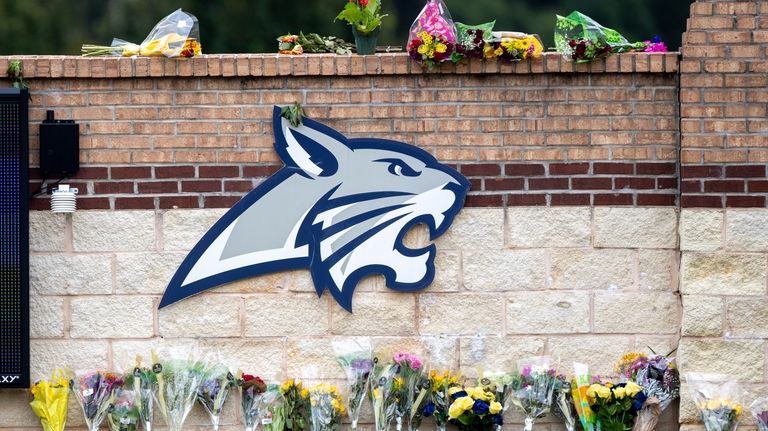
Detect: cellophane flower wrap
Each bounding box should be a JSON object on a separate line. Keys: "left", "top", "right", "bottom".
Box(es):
{"left": 484, "top": 32, "right": 544, "bottom": 61}
{"left": 509, "top": 357, "right": 558, "bottom": 431}
{"left": 750, "top": 397, "right": 768, "bottom": 431}
{"left": 29, "top": 369, "right": 70, "bottom": 431}
{"left": 197, "top": 363, "right": 235, "bottom": 431}
{"left": 308, "top": 383, "right": 346, "bottom": 431}
{"left": 447, "top": 385, "right": 503, "bottom": 431}
{"left": 239, "top": 372, "right": 268, "bottom": 431}
{"left": 687, "top": 373, "right": 743, "bottom": 431}
{"left": 586, "top": 379, "right": 646, "bottom": 431}
{"left": 107, "top": 388, "right": 140, "bottom": 431}
{"left": 151, "top": 352, "right": 206, "bottom": 431}
{"left": 124, "top": 357, "right": 157, "bottom": 431}
{"left": 261, "top": 384, "right": 287, "bottom": 431}
{"left": 332, "top": 339, "right": 373, "bottom": 430}
{"left": 82, "top": 8, "right": 202, "bottom": 57}
{"left": 281, "top": 378, "right": 310, "bottom": 431}
{"left": 72, "top": 370, "right": 124, "bottom": 431}
{"left": 407, "top": 0, "right": 457, "bottom": 68}
{"left": 615, "top": 352, "right": 679, "bottom": 431}
{"left": 477, "top": 372, "right": 514, "bottom": 431}
{"left": 553, "top": 11, "right": 643, "bottom": 63}
{"left": 552, "top": 375, "right": 578, "bottom": 431}
{"left": 428, "top": 369, "right": 460, "bottom": 431}
{"left": 454, "top": 21, "right": 494, "bottom": 59}
{"left": 370, "top": 360, "right": 398, "bottom": 431}
{"left": 393, "top": 352, "right": 425, "bottom": 431}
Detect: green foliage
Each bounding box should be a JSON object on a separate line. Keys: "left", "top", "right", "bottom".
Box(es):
{"left": 281, "top": 102, "right": 306, "bottom": 127}
{"left": 335, "top": 0, "right": 386, "bottom": 34}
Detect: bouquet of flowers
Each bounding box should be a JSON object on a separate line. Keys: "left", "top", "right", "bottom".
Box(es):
{"left": 393, "top": 352, "right": 425, "bottom": 431}
{"left": 586, "top": 380, "right": 646, "bottom": 431}
{"left": 82, "top": 9, "right": 201, "bottom": 57}
{"left": 107, "top": 388, "right": 140, "bottom": 431}
{"left": 509, "top": 357, "right": 559, "bottom": 431}
{"left": 484, "top": 32, "right": 544, "bottom": 61}
{"left": 454, "top": 21, "right": 494, "bottom": 59}
{"left": 447, "top": 385, "right": 503, "bottom": 431}
{"left": 29, "top": 369, "right": 70, "bottom": 431}
{"left": 552, "top": 376, "right": 578, "bottom": 431}
{"left": 124, "top": 356, "right": 156, "bottom": 431}
{"left": 151, "top": 351, "right": 206, "bottom": 431}
{"left": 72, "top": 370, "right": 124, "bottom": 431}
{"left": 750, "top": 397, "right": 768, "bottom": 431}
{"left": 281, "top": 378, "right": 310, "bottom": 431}
{"left": 477, "top": 372, "right": 514, "bottom": 431}
{"left": 277, "top": 33, "right": 354, "bottom": 55}
{"left": 308, "top": 383, "right": 346, "bottom": 431}
{"left": 429, "top": 370, "right": 461, "bottom": 431}
{"left": 407, "top": 0, "right": 457, "bottom": 68}
{"left": 335, "top": 0, "right": 387, "bottom": 35}
{"left": 687, "top": 374, "right": 743, "bottom": 431}
{"left": 261, "top": 385, "right": 287, "bottom": 431}
{"left": 332, "top": 339, "right": 373, "bottom": 430}
{"left": 197, "top": 363, "right": 235, "bottom": 431}
{"left": 554, "top": 11, "right": 644, "bottom": 62}
{"left": 239, "top": 372, "right": 269, "bottom": 431}
{"left": 615, "top": 351, "right": 679, "bottom": 431}
{"left": 370, "top": 360, "right": 399, "bottom": 431}
{"left": 571, "top": 363, "right": 596, "bottom": 431}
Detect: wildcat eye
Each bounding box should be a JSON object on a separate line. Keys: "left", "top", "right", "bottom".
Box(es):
{"left": 379, "top": 158, "right": 420, "bottom": 177}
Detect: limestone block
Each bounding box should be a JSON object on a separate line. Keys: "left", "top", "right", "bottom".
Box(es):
{"left": 682, "top": 295, "right": 724, "bottom": 336}
{"left": 110, "top": 338, "right": 206, "bottom": 371}
{"left": 162, "top": 208, "right": 233, "bottom": 251}
{"left": 159, "top": 294, "right": 241, "bottom": 337}
{"left": 506, "top": 207, "right": 591, "bottom": 248}
{"left": 726, "top": 209, "right": 768, "bottom": 251}
{"left": 638, "top": 249, "right": 677, "bottom": 291}
{"left": 680, "top": 210, "right": 723, "bottom": 251}
{"left": 593, "top": 292, "right": 680, "bottom": 333}
{"left": 30, "top": 340, "right": 109, "bottom": 381}
{"left": 29, "top": 295, "right": 64, "bottom": 338}
{"left": 245, "top": 294, "right": 329, "bottom": 336}
{"left": 680, "top": 253, "right": 766, "bottom": 295}
{"left": 115, "top": 252, "right": 186, "bottom": 294}
{"left": 506, "top": 291, "right": 590, "bottom": 334}
{"left": 434, "top": 208, "right": 504, "bottom": 250}
{"left": 287, "top": 338, "right": 346, "bottom": 380}
{"left": 73, "top": 210, "right": 156, "bottom": 251}
{"left": 71, "top": 296, "right": 155, "bottom": 338}
{"left": 463, "top": 249, "right": 547, "bottom": 291}
{"left": 30, "top": 253, "right": 112, "bottom": 295}
{"left": 431, "top": 250, "right": 460, "bottom": 291}
{"left": 331, "top": 293, "right": 416, "bottom": 336}
{"left": 548, "top": 335, "right": 632, "bottom": 375}
{"left": 551, "top": 249, "right": 634, "bottom": 290}
{"left": 217, "top": 270, "right": 296, "bottom": 293}
{"left": 29, "top": 211, "right": 67, "bottom": 251}
{"left": 678, "top": 339, "right": 765, "bottom": 382}
{"left": 459, "top": 336, "right": 545, "bottom": 378}
{"left": 633, "top": 336, "right": 679, "bottom": 357}
{"left": 727, "top": 298, "right": 768, "bottom": 337}
{"left": 419, "top": 294, "right": 504, "bottom": 336}
{"left": 594, "top": 207, "right": 677, "bottom": 249}
{"left": 202, "top": 338, "right": 285, "bottom": 380}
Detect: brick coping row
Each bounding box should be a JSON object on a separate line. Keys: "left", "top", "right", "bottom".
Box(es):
{"left": 0, "top": 52, "right": 679, "bottom": 79}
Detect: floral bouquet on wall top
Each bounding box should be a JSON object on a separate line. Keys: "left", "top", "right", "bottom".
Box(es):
{"left": 332, "top": 338, "right": 373, "bottom": 430}
{"left": 553, "top": 11, "right": 644, "bottom": 63}
{"left": 308, "top": 383, "right": 346, "bottom": 431}
{"left": 509, "top": 357, "right": 559, "bottom": 431}
{"left": 29, "top": 369, "right": 70, "bottom": 431}
{"left": 281, "top": 378, "right": 310, "bottom": 431}
{"left": 477, "top": 372, "right": 514, "bottom": 431}
{"left": 484, "top": 32, "right": 543, "bottom": 61}
{"left": 586, "top": 379, "right": 646, "bottom": 431}
{"left": 407, "top": 0, "right": 458, "bottom": 68}
{"left": 430, "top": 370, "right": 461, "bottom": 431}
{"left": 335, "top": 0, "right": 387, "bottom": 54}
{"left": 107, "top": 388, "right": 140, "bottom": 431}
{"left": 197, "top": 363, "right": 235, "bottom": 431}
{"left": 370, "top": 360, "right": 399, "bottom": 431}
{"left": 393, "top": 352, "right": 426, "bottom": 431}
{"left": 82, "top": 9, "right": 202, "bottom": 57}
{"left": 151, "top": 351, "right": 206, "bottom": 431}
{"left": 454, "top": 21, "right": 495, "bottom": 59}
{"left": 124, "top": 356, "right": 156, "bottom": 431}
{"left": 687, "top": 373, "right": 743, "bottom": 431}
{"left": 750, "top": 397, "right": 768, "bottom": 431}
{"left": 239, "top": 372, "right": 269, "bottom": 431}
{"left": 615, "top": 351, "right": 680, "bottom": 431}
{"left": 72, "top": 370, "right": 124, "bottom": 431}
{"left": 447, "top": 385, "right": 503, "bottom": 431}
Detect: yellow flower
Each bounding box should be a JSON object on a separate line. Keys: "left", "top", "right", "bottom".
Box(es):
{"left": 419, "top": 31, "right": 433, "bottom": 45}
{"left": 735, "top": 403, "right": 743, "bottom": 417}
{"left": 612, "top": 386, "right": 626, "bottom": 399}
{"left": 373, "top": 388, "right": 381, "bottom": 399}
{"left": 301, "top": 388, "right": 310, "bottom": 399}
{"left": 448, "top": 403, "right": 464, "bottom": 419}
{"left": 489, "top": 401, "right": 502, "bottom": 415}
{"left": 624, "top": 381, "right": 642, "bottom": 397}
{"left": 417, "top": 44, "right": 428, "bottom": 55}
{"left": 435, "top": 43, "right": 447, "bottom": 54}
{"left": 448, "top": 386, "right": 464, "bottom": 396}
{"left": 587, "top": 384, "right": 611, "bottom": 400}
{"left": 281, "top": 380, "right": 293, "bottom": 393}
{"left": 483, "top": 44, "right": 496, "bottom": 59}
{"left": 449, "top": 396, "right": 475, "bottom": 419}
{"left": 494, "top": 47, "right": 503, "bottom": 57}
{"left": 394, "top": 377, "right": 403, "bottom": 390}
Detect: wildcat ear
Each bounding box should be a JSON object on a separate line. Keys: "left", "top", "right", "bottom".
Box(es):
{"left": 272, "top": 106, "right": 351, "bottom": 178}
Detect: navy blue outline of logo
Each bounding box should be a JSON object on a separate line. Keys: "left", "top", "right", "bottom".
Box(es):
{"left": 160, "top": 106, "right": 469, "bottom": 312}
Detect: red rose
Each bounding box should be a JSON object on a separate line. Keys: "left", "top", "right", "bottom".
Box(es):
{"left": 359, "top": 0, "right": 369, "bottom": 6}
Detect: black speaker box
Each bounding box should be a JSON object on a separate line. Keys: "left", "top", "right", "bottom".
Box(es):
{"left": 40, "top": 111, "right": 79, "bottom": 177}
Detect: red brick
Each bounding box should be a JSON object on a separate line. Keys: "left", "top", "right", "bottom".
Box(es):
{"left": 111, "top": 166, "right": 151, "bottom": 179}
{"left": 550, "top": 194, "right": 590, "bottom": 206}
{"left": 243, "top": 165, "right": 282, "bottom": 177}
{"left": 199, "top": 165, "right": 240, "bottom": 178}
{"left": 225, "top": 180, "right": 255, "bottom": 192}
{"left": 115, "top": 197, "right": 155, "bottom": 209}
{"left": 506, "top": 194, "right": 546, "bottom": 206}
{"left": 528, "top": 178, "right": 569, "bottom": 190}
{"left": 72, "top": 167, "right": 109, "bottom": 180}
{"left": 615, "top": 177, "right": 656, "bottom": 189}
{"left": 465, "top": 194, "right": 504, "bottom": 207}
{"left": 704, "top": 180, "right": 745, "bottom": 193}
{"left": 182, "top": 180, "right": 222, "bottom": 193}
{"left": 726, "top": 196, "right": 766, "bottom": 208}
{"left": 637, "top": 194, "right": 676, "bottom": 206}
{"left": 572, "top": 178, "right": 612, "bottom": 190}
{"left": 138, "top": 181, "right": 178, "bottom": 193}
{"left": 159, "top": 196, "right": 199, "bottom": 209}
{"left": 460, "top": 164, "right": 501, "bottom": 176}
{"left": 155, "top": 166, "right": 196, "bottom": 179}
{"left": 505, "top": 164, "right": 546, "bottom": 176}
{"left": 681, "top": 180, "right": 702, "bottom": 193}
{"left": 77, "top": 197, "right": 111, "bottom": 210}
{"left": 748, "top": 180, "right": 768, "bottom": 192}
{"left": 594, "top": 194, "right": 634, "bottom": 205}
{"left": 682, "top": 195, "right": 724, "bottom": 208}
{"left": 204, "top": 196, "right": 242, "bottom": 208}
{"left": 484, "top": 178, "right": 524, "bottom": 191}
{"left": 549, "top": 163, "right": 590, "bottom": 175}
{"left": 681, "top": 165, "right": 723, "bottom": 178}
{"left": 657, "top": 177, "right": 678, "bottom": 189}
{"left": 469, "top": 179, "right": 482, "bottom": 191}
{"left": 29, "top": 198, "right": 49, "bottom": 211}
{"left": 636, "top": 163, "right": 676, "bottom": 175}
{"left": 593, "top": 163, "right": 634, "bottom": 174}
{"left": 94, "top": 181, "right": 134, "bottom": 194}
{"left": 725, "top": 165, "right": 767, "bottom": 178}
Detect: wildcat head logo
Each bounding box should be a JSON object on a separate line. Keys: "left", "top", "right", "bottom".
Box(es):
{"left": 160, "top": 106, "right": 469, "bottom": 312}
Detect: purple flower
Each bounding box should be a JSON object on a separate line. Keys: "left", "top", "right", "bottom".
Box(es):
{"left": 521, "top": 366, "right": 531, "bottom": 378}
{"left": 351, "top": 358, "right": 373, "bottom": 372}
{"left": 757, "top": 411, "right": 768, "bottom": 425}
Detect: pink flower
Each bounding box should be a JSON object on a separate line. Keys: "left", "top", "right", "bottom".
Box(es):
{"left": 359, "top": 0, "right": 369, "bottom": 6}
{"left": 393, "top": 352, "right": 422, "bottom": 370}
